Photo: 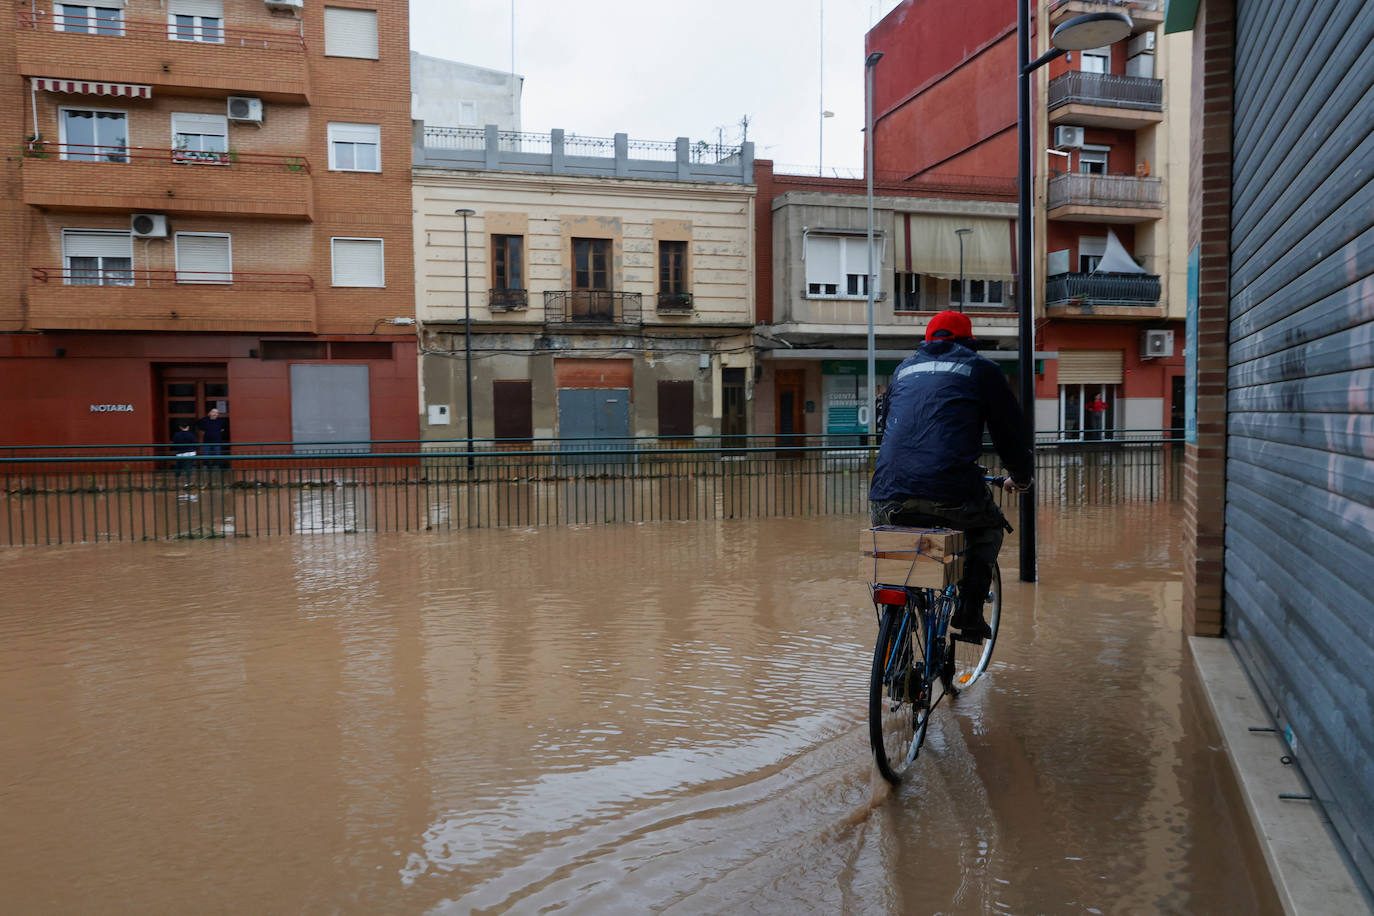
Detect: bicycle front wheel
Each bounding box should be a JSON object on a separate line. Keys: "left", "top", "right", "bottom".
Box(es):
{"left": 869, "top": 604, "right": 920, "bottom": 785}
{"left": 945, "top": 560, "right": 1001, "bottom": 693}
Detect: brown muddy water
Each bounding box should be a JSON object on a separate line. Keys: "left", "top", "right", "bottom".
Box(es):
{"left": 0, "top": 503, "right": 1278, "bottom": 914}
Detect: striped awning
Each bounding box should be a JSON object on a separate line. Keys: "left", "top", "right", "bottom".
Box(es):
{"left": 33, "top": 78, "right": 152, "bottom": 99}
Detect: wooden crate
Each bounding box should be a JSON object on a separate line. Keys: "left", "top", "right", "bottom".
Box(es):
{"left": 860, "top": 526, "right": 965, "bottom": 588}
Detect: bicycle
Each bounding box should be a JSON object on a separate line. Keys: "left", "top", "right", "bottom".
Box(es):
{"left": 865, "top": 475, "right": 1013, "bottom": 785}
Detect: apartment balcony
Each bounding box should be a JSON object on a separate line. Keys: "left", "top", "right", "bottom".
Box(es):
{"left": 1045, "top": 272, "right": 1163, "bottom": 318}
{"left": 1048, "top": 72, "right": 1163, "bottom": 129}
{"left": 22, "top": 145, "right": 313, "bottom": 220}
{"left": 1046, "top": 174, "right": 1163, "bottom": 223}
{"left": 487, "top": 288, "right": 529, "bottom": 312}
{"left": 27, "top": 269, "right": 316, "bottom": 333}
{"left": 16, "top": 10, "right": 310, "bottom": 101}
{"left": 1048, "top": 0, "right": 1163, "bottom": 33}
{"left": 656, "top": 292, "right": 695, "bottom": 314}
{"left": 543, "top": 290, "right": 643, "bottom": 326}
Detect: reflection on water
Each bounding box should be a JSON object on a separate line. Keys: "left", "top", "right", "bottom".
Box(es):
{"left": 0, "top": 503, "right": 1278, "bottom": 914}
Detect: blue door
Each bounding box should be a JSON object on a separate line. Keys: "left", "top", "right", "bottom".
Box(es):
{"left": 558, "top": 388, "right": 630, "bottom": 462}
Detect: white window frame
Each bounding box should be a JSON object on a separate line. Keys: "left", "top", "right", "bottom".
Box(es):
{"left": 330, "top": 237, "right": 386, "bottom": 288}
{"left": 174, "top": 232, "right": 232, "bottom": 284}
{"left": 1078, "top": 146, "right": 1110, "bottom": 175}
{"left": 323, "top": 6, "right": 379, "bottom": 59}
{"left": 1079, "top": 236, "right": 1107, "bottom": 273}
{"left": 62, "top": 229, "right": 134, "bottom": 286}
{"left": 171, "top": 112, "right": 230, "bottom": 164}
{"left": 54, "top": 3, "right": 125, "bottom": 35}
{"left": 803, "top": 233, "right": 883, "bottom": 300}
{"left": 58, "top": 105, "right": 129, "bottom": 162}
{"left": 326, "top": 122, "right": 381, "bottom": 172}
{"left": 167, "top": 11, "right": 224, "bottom": 43}
{"left": 1058, "top": 383, "right": 1117, "bottom": 440}
{"left": 458, "top": 101, "right": 478, "bottom": 126}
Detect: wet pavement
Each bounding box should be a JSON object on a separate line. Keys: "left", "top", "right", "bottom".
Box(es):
{"left": 0, "top": 503, "right": 1279, "bottom": 914}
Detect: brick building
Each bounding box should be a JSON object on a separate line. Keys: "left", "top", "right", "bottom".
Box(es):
{"left": 0, "top": 1, "right": 416, "bottom": 449}
{"left": 866, "top": 0, "right": 1190, "bottom": 438}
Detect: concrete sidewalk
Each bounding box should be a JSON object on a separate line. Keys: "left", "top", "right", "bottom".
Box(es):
{"left": 1189, "top": 637, "right": 1371, "bottom": 916}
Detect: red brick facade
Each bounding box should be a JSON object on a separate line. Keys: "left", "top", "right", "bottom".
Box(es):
{"left": 1, "top": 0, "right": 417, "bottom": 447}
{"left": 1182, "top": 0, "right": 1234, "bottom": 637}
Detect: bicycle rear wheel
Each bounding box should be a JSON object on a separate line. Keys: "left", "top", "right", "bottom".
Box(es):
{"left": 945, "top": 560, "right": 1001, "bottom": 693}
{"left": 869, "top": 604, "right": 921, "bottom": 785}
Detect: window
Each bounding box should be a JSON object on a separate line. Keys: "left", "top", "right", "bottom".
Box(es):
{"left": 657, "top": 380, "right": 695, "bottom": 438}
{"left": 171, "top": 112, "right": 229, "bottom": 164}
{"left": 1059, "top": 384, "right": 1117, "bottom": 440}
{"left": 327, "top": 122, "right": 381, "bottom": 171}
{"left": 175, "top": 233, "right": 232, "bottom": 284}
{"left": 572, "top": 238, "right": 611, "bottom": 290}
{"left": 894, "top": 272, "right": 922, "bottom": 311}
{"left": 804, "top": 235, "right": 881, "bottom": 298}
{"left": 324, "top": 7, "right": 379, "bottom": 59}
{"left": 63, "top": 230, "right": 133, "bottom": 286}
{"left": 167, "top": 0, "right": 224, "bottom": 43}
{"left": 492, "top": 235, "right": 523, "bottom": 290}
{"left": 331, "top": 238, "right": 385, "bottom": 287}
{"left": 950, "top": 278, "right": 962, "bottom": 306}
{"left": 60, "top": 108, "right": 127, "bottom": 162}
{"left": 1079, "top": 236, "right": 1107, "bottom": 273}
{"left": 458, "top": 101, "right": 478, "bottom": 126}
{"left": 1078, "top": 147, "right": 1109, "bottom": 175}
{"left": 966, "top": 280, "right": 1005, "bottom": 306}
{"left": 1081, "top": 46, "right": 1110, "bottom": 73}
{"left": 658, "top": 240, "right": 687, "bottom": 294}
{"left": 55, "top": 4, "right": 123, "bottom": 34}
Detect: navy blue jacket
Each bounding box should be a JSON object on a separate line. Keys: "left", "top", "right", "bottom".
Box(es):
{"left": 869, "top": 340, "right": 1033, "bottom": 503}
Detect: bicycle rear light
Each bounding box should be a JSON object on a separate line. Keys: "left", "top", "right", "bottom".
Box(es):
{"left": 873, "top": 587, "right": 908, "bottom": 606}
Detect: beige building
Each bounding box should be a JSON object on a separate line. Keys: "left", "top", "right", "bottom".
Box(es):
{"left": 412, "top": 127, "right": 756, "bottom": 443}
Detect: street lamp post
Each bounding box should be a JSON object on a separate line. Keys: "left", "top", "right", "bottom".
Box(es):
{"left": 455, "top": 208, "right": 477, "bottom": 470}
{"left": 955, "top": 227, "right": 973, "bottom": 313}
{"left": 1016, "top": 7, "right": 1132, "bottom": 581}
{"left": 865, "top": 50, "right": 883, "bottom": 442}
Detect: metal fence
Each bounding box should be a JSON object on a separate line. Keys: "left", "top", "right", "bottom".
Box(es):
{"left": 1045, "top": 272, "right": 1162, "bottom": 307}
{"left": 1047, "top": 174, "right": 1162, "bottom": 210}
{"left": 1, "top": 437, "right": 1184, "bottom": 546}
{"left": 1048, "top": 71, "right": 1163, "bottom": 112}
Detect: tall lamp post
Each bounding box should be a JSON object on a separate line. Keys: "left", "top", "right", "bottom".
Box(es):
{"left": 865, "top": 50, "right": 883, "bottom": 441}
{"left": 1016, "top": 8, "right": 1132, "bottom": 581}
{"left": 455, "top": 208, "right": 477, "bottom": 470}
{"left": 955, "top": 227, "right": 972, "bottom": 313}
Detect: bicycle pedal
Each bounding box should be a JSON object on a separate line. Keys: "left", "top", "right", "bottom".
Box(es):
{"left": 951, "top": 629, "right": 986, "bottom": 645}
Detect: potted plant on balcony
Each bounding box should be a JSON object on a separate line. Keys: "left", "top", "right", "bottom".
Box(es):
{"left": 173, "top": 137, "right": 232, "bottom": 166}
{"left": 22, "top": 133, "right": 49, "bottom": 158}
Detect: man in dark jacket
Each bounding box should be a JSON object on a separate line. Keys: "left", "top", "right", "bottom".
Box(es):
{"left": 869, "top": 310, "right": 1034, "bottom": 642}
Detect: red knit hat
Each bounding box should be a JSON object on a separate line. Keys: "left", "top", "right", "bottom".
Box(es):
{"left": 925, "top": 310, "right": 975, "bottom": 341}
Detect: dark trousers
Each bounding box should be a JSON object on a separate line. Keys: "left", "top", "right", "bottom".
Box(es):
{"left": 869, "top": 486, "right": 1008, "bottom": 618}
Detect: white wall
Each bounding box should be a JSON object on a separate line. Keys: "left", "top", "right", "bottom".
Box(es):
{"left": 410, "top": 52, "right": 522, "bottom": 131}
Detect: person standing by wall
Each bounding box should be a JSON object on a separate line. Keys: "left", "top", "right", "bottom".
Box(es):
{"left": 171, "top": 421, "right": 197, "bottom": 486}
{"left": 196, "top": 407, "right": 228, "bottom": 468}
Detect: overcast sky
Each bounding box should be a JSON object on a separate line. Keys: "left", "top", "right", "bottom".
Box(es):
{"left": 409, "top": 0, "right": 902, "bottom": 174}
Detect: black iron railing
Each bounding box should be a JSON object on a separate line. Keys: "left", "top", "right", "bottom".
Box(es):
{"left": 1, "top": 437, "right": 1184, "bottom": 545}
{"left": 657, "top": 291, "right": 694, "bottom": 312}
{"left": 1048, "top": 71, "right": 1163, "bottom": 112}
{"left": 488, "top": 288, "right": 528, "bottom": 311}
{"left": 543, "top": 290, "right": 643, "bottom": 325}
{"left": 1047, "top": 174, "right": 1163, "bottom": 210}
{"left": 1046, "top": 272, "right": 1161, "bottom": 307}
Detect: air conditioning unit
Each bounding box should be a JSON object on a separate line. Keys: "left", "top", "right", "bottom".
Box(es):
{"left": 227, "top": 96, "right": 264, "bottom": 124}
{"left": 131, "top": 213, "right": 168, "bottom": 238}
{"left": 1054, "top": 125, "right": 1085, "bottom": 149}
{"left": 265, "top": 0, "right": 303, "bottom": 10}
{"left": 1141, "top": 329, "right": 1174, "bottom": 359}
{"left": 1128, "top": 32, "right": 1157, "bottom": 56}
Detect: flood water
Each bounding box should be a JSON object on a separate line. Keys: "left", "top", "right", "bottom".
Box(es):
{"left": 0, "top": 503, "right": 1278, "bottom": 914}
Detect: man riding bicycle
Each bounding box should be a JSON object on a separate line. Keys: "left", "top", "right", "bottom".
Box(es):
{"left": 869, "top": 310, "right": 1034, "bottom": 643}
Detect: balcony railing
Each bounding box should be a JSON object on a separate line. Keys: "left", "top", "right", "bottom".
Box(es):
{"left": 488, "top": 288, "right": 529, "bottom": 311}
{"left": 1048, "top": 0, "right": 1161, "bottom": 15}
{"left": 1048, "top": 72, "right": 1163, "bottom": 112}
{"left": 543, "top": 290, "right": 643, "bottom": 325}
{"left": 1046, "top": 272, "right": 1161, "bottom": 307}
{"left": 18, "top": 10, "right": 305, "bottom": 50}
{"left": 1047, "top": 173, "right": 1162, "bottom": 210}
{"left": 25, "top": 142, "right": 310, "bottom": 172}
{"left": 32, "top": 268, "right": 315, "bottom": 290}
{"left": 657, "top": 291, "right": 695, "bottom": 313}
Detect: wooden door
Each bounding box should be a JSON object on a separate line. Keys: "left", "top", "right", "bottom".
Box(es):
{"left": 157, "top": 364, "right": 228, "bottom": 444}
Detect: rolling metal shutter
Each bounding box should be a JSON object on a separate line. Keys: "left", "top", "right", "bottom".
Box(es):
{"left": 323, "top": 7, "right": 379, "bottom": 59}
{"left": 63, "top": 230, "right": 132, "bottom": 259}
{"left": 168, "top": 0, "right": 223, "bottom": 16}
{"left": 330, "top": 238, "right": 384, "bottom": 287}
{"left": 1227, "top": 0, "right": 1374, "bottom": 890}
{"left": 1056, "top": 350, "right": 1123, "bottom": 384}
{"left": 174, "top": 233, "right": 231, "bottom": 283}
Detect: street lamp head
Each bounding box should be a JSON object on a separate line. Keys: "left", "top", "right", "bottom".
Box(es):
{"left": 454, "top": 208, "right": 476, "bottom": 217}
{"left": 956, "top": 228, "right": 973, "bottom": 236}
{"left": 1050, "top": 11, "right": 1133, "bottom": 51}
{"left": 865, "top": 51, "right": 884, "bottom": 67}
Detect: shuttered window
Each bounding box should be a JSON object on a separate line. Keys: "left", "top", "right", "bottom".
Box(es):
{"left": 323, "top": 7, "right": 379, "bottom": 59}
{"left": 1057, "top": 349, "right": 1123, "bottom": 385}
{"left": 327, "top": 122, "right": 381, "bottom": 171}
{"left": 657, "top": 380, "right": 695, "bottom": 438}
{"left": 175, "top": 233, "right": 231, "bottom": 284}
{"left": 171, "top": 112, "right": 228, "bottom": 161}
{"left": 167, "top": 0, "right": 223, "bottom": 43}
{"left": 804, "top": 236, "right": 841, "bottom": 295}
{"left": 331, "top": 237, "right": 385, "bottom": 287}
{"left": 63, "top": 229, "right": 133, "bottom": 286}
